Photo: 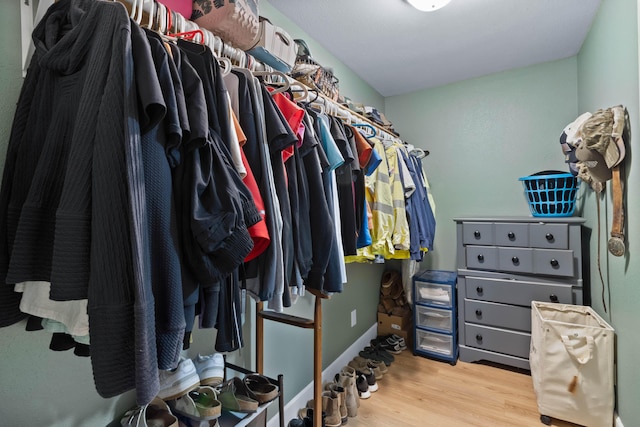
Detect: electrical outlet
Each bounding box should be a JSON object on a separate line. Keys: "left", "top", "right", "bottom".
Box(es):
{"left": 351, "top": 309, "right": 357, "bottom": 327}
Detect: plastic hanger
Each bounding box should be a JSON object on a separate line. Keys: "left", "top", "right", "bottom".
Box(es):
{"left": 134, "top": 0, "right": 144, "bottom": 25}
{"left": 143, "top": 0, "right": 155, "bottom": 30}
{"left": 254, "top": 70, "right": 290, "bottom": 95}
{"left": 169, "top": 29, "right": 205, "bottom": 44}
{"left": 128, "top": 0, "right": 144, "bottom": 26}
{"left": 289, "top": 81, "right": 309, "bottom": 101}
{"left": 166, "top": 5, "right": 173, "bottom": 34}
{"left": 156, "top": 2, "right": 166, "bottom": 34}
{"left": 352, "top": 123, "right": 377, "bottom": 138}
{"left": 129, "top": 0, "right": 138, "bottom": 20}
{"left": 409, "top": 147, "right": 429, "bottom": 158}
{"left": 218, "top": 57, "right": 232, "bottom": 76}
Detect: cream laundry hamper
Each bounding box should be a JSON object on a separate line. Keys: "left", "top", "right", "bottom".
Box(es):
{"left": 530, "top": 302, "right": 615, "bottom": 427}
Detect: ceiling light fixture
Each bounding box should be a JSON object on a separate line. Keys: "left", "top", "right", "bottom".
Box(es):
{"left": 407, "top": 0, "right": 451, "bottom": 12}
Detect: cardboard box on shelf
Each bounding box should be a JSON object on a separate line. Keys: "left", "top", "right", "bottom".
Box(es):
{"left": 377, "top": 311, "right": 411, "bottom": 334}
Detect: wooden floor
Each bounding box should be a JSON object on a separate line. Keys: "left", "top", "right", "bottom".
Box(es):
{"left": 344, "top": 350, "right": 581, "bottom": 427}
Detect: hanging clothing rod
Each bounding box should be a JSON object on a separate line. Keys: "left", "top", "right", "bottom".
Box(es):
{"left": 119, "top": 0, "right": 404, "bottom": 145}
{"left": 118, "top": 0, "right": 269, "bottom": 70}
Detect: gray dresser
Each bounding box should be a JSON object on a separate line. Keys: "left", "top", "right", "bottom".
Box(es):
{"left": 454, "top": 217, "right": 587, "bottom": 370}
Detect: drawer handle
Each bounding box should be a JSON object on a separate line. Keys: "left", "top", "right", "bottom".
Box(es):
{"left": 475, "top": 309, "right": 482, "bottom": 316}
{"left": 507, "top": 231, "right": 515, "bottom": 240}
{"left": 550, "top": 294, "right": 558, "bottom": 302}
{"left": 476, "top": 286, "right": 483, "bottom": 294}
{"left": 477, "top": 254, "right": 484, "bottom": 262}
{"left": 475, "top": 334, "right": 483, "bottom": 342}
{"left": 512, "top": 256, "right": 519, "bottom": 265}
{"left": 474, "top": 230, "right": 481, "bottom": 238}
{"left": 550, "top": 259, "right": 559, "bottom": 267}
{"left": 546, "top": 233, "right": 554, "bottom": 242}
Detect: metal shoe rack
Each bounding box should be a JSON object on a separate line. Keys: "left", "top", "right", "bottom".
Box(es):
{"left": 219, "top": 358, "right": 285, "bottom": 427}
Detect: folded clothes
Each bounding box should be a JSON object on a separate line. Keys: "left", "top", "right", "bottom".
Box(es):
{"left": 418, "top": 288, "right": 450, "bottom": 303}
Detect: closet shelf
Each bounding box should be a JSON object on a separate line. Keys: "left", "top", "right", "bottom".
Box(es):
{"left": 220, "top": 361, "right": 285, "bottom": 427}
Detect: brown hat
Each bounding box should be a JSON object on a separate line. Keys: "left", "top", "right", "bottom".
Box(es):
{"left": 576, "top": 144, "right": 610, "bottom": 193}
{"left": 578, "top": 106, "right": 627, "bottom": 168}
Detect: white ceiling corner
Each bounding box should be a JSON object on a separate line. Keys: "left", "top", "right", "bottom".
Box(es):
{"left": 268, "top": 0, "right": 601, "bottom": 97}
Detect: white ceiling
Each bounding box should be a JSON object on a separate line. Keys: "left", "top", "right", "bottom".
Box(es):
{"left": 268, "top": 0, "right": 602, "bottom": 97}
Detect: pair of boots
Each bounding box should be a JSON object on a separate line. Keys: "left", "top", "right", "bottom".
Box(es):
{"left": 296, "top": 390, "right": 347, "bottom": 427}
{"left": 289, "top": 408, "right": 325, "bottom": 427}
{"left": 333, "top": 366, "right": 360, "bottom": 419}
{"left": 294, "top": 366, "right": 360, "bottom": 427}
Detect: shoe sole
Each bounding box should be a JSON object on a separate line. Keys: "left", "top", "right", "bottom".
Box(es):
{"left": 157, "top": 372, "right": 201, "bottom": 401}
{"left": 358, "top": 390, "right": 371, "bottom": 399}
{"left": 199, "top": 375, "right": 224, "bottom": 387}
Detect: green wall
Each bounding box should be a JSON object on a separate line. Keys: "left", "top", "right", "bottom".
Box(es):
{"left": 384, "top": 0, "right": 640, "bottom": 424}
{"left": 385, "top": 57, "right": 579, "bottom": 271}
{"left": 576, "top": 0, "right": 640, "bottom": 424}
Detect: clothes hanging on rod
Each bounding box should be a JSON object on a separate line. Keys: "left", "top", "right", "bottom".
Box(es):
{"left": 0, "top": 0, "right": 437, "bottom": 410}
{"left": 0, "top": 0, "right": 282, "bottom": 405}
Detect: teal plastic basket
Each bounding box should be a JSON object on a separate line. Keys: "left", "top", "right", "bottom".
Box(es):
{"left": 518, "top": 171, "right": 579, "bottom": 217}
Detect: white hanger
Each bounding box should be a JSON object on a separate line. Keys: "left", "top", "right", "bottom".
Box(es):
{"left": 140, "top": 0, "right": 154, "bottom": 29}
{"left": 129, "top": 0, "right": 139, "bottom": 20}
{"left": 290, "top": 80, "right": 309, "bottom": 101}
{"left": 156, "top": 2, "right": 166, "bottom": 34}
{"left": 253, "top": 70, "right": 290, "bottom": 94}
{"left": 133, "top": 0, "right": 144, "bottom": 25}
{"left": 218, "top": 57, "right": 232, "bottom": 76}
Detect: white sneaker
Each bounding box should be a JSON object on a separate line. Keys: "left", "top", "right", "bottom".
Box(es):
{"left": 193, "top": 353, "right": 225, "bottom": 386}
{"left": 157, "top": 358, "right": 201, "bottom": 401}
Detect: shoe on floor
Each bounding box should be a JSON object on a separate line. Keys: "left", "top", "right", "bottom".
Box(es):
{"left": 288, "top": 418, "right": 305, "bottom": 427}
{"left": 322, "top": 390, "right": 343, "bottom": 427}
{"left": 385, "top": 334, "right": 408, "bottom": 350}
{"left": 121, "top": 397, "right": 179, "bottom": 427}
{"left": 372, "top": 338, "right": 403, "bottom": 355}
{"left": 374, "top": 333, "right": 408, "bottom": 351}
{"left": 355, "top": 373, "right": 371, "bottom": 399}
{"left": 356, "top": 368, "right": 378, "bottom": 393}
{"left": 335, "top": 367, "right": 359, "bottom": 417}
{"left": 349, "top": 357, "right": 383, "bottom": 380}
{"left": 193, "top": 353, "right": 224, "bottom": 387}
{"left": 359, "top": 346, "right": 394, "bottom": 366}
{"left": 352, "top": 356, "right": 388, "bottom": 375}
{"left": 157, "top": 358, "right": 201, "bottom": 401}
{"left": 323, "top": 381, "right": 347, "bottom": 424}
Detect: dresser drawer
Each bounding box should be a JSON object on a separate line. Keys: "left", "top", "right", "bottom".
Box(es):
{"left": 495, "top": 223, "right": 529, "bottom": 247}
{"left": 529, "top": 223, "right": 569, "bottom": 249}
{"left": 464, "top": 299, "right": 531, "bottom": 331}
{"left": 416, "top": 305, "right": 453, "bottom": 332}
{"left": 464, "top": 324, "right": 531, "bottom": 359}
{"left": 533, "top": 249, "right": 575, "bottom": 277}
{"left": 466, "top": 246, "right": 498, "bottom": 270}
{"left": 462, "top": 222, "right": 494, "bottom": 245}
{"left": 465, "top": 276, "right": 574, "bottom": 306}
{"left": 498, "top": 247, "right": 533, "bottom": 274}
